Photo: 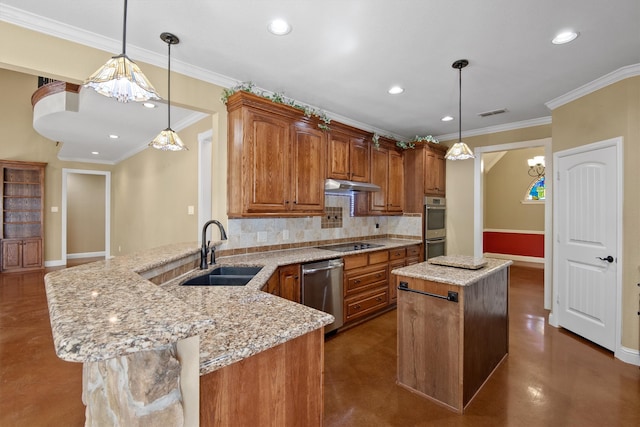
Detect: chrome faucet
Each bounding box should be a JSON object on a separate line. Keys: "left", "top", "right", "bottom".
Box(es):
{"left": 200, "top": 220, "right": 228, "bottom": 269}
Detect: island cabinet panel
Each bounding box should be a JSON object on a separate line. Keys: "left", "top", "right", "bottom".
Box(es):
{"left": 327, "top": 128, "right": 370, "bottom": 182}
{"left": 200, "top": 329, "right": 324, "bottom": 427}
{"left": 395, "top": 265, "right": 509, "bottom": 413}
{"left": 226, "top": 91, "right": 326, "bottom": 217}
{"left": 279, "top": 264, "right": 301, "bottom": 303}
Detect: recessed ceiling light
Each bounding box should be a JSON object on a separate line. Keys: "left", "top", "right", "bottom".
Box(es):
{"left": 109, "top": 134, "right": 119, "bottom": 139}
{"left": 268, "top": 19, "right": 292, "bottom": 35}
{"left": 388, "top": 86, "right": 404, "bottom": 95}
{"left": 552, "top": 30, "right": 579, "bottom": 45}
{"left": 91, "top": 151, "right": 99, "bottom": 155}
{"left": 441, "top": 115, "right": 454, "bottom": 122}
{"left": 142, "top": 102, "right": 157, "bottom": 109}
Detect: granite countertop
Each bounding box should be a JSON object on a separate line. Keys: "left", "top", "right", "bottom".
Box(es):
{"left": 391, "top": 255, "right": 512, "bottom": 286}
{"left": 45, "top": 238, "right": 420, "bottom": 374}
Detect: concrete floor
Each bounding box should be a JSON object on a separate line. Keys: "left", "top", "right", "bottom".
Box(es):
{"left": 1, "top": 262, "right": 639, "bottom": 426}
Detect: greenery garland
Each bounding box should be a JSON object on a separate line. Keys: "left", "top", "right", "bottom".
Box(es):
{"left": 221, "top": 82, "right": 438, "bottom": 147}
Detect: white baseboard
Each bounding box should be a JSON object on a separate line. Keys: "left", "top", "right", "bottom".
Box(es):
{"left": 616, "top": 345, "right": 640, "bottom": 366}
{"left": 67, "top": 251, "right": 106, "bottom": 259}
{"left": 44, "top": 260, "right": 65, "bottom": 267}
{"left": 483, "top": 252, "right": 545, "bottom": 264}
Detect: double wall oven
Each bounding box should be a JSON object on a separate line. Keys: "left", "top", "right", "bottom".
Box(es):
{"left": 424, "top": 196, "right": 446, "bottom": 260}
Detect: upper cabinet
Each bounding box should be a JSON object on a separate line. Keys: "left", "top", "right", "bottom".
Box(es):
{"left": 327, "top": 127, "right": 370, "bottom": 183}
{"left": 226, "top": 92, "right": 326, "bottom": 217}
{"left": 404, "top": 142, "right": 447, "bottom": 213}
{"left": 357, "top": 138, "right": 404, "bottom": 215}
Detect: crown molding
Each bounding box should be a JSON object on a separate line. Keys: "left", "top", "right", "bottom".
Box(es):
{"left": 435, "top": 116, "right": 552, "bottom": 142}
{"left": 545, "top": 63, "right": 640, "bottom": 110}
{"left": 0, "top": 4, "right": 239, "bottom": 88}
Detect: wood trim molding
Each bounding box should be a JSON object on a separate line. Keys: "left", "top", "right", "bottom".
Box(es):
{"left": 31, "top": 81, "right": 80, "bottom": 108}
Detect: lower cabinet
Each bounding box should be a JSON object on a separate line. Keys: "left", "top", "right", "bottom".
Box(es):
{"left": 1, "top": 238, "right": 42, "bottom": 272}
{"left": 262, "top": 264, "right": 301, "bottom": 303}
{"left": 343, "top": 250, "right": 390, "bottom": 324}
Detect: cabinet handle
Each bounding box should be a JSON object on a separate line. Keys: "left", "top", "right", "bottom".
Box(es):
{"left": 285, "top": 200, "right": 289, "bottom": 204}
{"left": 293, "top": 201, "right": 297, "bottom": 204}
{"left": 376, "top": 297, "right": 382, "bottom": 302}
{"left": 354, "top": 304, "right": 361, "bottom": 310}
{"left": 294, "top": 275, "right": 299, "bottom": 279}
{"left": 376, "top": 273, "right": 381, "bottom": 278}
{"left": 354, "top": 279, "right": 361, "bottom": 284}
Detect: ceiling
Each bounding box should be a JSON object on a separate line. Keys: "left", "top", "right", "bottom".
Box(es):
{"left": 2, "top": 0, "right": 640, "bottom": 163}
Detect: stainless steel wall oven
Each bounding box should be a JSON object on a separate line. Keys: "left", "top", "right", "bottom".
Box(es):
{"left": 424, "top": 196, "right": 446, "bottom": 260}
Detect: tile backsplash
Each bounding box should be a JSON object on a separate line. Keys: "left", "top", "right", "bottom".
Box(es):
{"left": 221, "top": 195, "right": 422, "bottom": 254}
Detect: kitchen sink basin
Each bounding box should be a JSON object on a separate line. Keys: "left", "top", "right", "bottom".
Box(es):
{"left": 181, "top": 266, "right": 262, "bottom": 286}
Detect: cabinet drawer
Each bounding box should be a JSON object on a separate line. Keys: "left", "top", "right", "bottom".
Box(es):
{"left": 406, "top": 245, "right": 421, "bottom": 257}
{"left": 344, "top": 253, "right": 368, "bottom": 270}
{"left": 345, "top": 266, "right": 388, "bottom": 295}
{"left": 345, "top": 288, "right": 388, "bottom": 322}
{"left": 389, "top": 248, "right": 406, "bottom": 260}
{"left": 368, "top": 250, "right": 389, "bottom": 265}
{"left": 405, "top": 256, "right": 421, "bottom": 266}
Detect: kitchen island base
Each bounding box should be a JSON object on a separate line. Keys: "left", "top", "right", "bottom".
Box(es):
{"left": 395, "top": 260, "right": 510, "bottom": 413}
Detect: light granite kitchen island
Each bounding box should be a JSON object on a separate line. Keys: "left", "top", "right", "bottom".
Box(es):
{"left": 392, "top": 255, "right": 512, "bottom": 414}
{"left": 44, "top": 238, "right": 420, "bottom": 426}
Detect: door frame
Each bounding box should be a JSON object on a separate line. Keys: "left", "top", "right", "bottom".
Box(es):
{"left": 473, "top": 137, "right": 553, "bottom": 309}
{"left": 550, "top": 137, "right": 623, "bottom": 355}
{"left": 61, "top": 169, "right": 111, "bottom": 265}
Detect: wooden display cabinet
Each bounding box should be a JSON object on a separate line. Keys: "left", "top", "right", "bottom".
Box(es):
{"left": 356, "top": 138, "right": 403, "bottom": 215}
{"left": 1, "top": 160, "right": 46, "bottom": 272}
{"left": 404, "top": 142, "right": 447, "bottom": 213}
{"left": 327, "top": 126, "right": 370, "bottom": 183}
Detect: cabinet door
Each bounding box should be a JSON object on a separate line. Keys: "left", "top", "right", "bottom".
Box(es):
{"left": 291, "top": 124, "right": 325, "bottom": 212}
{"left": 279, "top": 264, "right": 301, "bottom": 303}
{"left": 22, "top": 238, "right": 42, "bottom": 269}
{"left": 1, "top": 239, "right": 22, "bottom": 271}
{"left": 369, "top": 148, "right": 389, "bottom": 212}
{"left": 264, "top": 272, "right": 281, "bottom": 297}
{"left": 349, "top": 137, "right": 370, "bottom": 182}
{"left": 425, "top": 149, "right": 446, "bottom": 195}
{"left": 388, "top": 150, "right": 404, "bottom": 212}
{"left": 327, "top": 132, "right": 350, "bottom": 180}
{"left": 246, "top": 111, "right": 291, "bottom": 213}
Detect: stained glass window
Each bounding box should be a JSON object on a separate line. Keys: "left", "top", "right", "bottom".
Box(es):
{"left": 526, "top": 176, "right": 545, "bottom": 200}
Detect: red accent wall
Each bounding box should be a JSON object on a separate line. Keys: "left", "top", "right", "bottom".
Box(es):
{"left": 483, "top": 231, "right": 544, "bottom": 258}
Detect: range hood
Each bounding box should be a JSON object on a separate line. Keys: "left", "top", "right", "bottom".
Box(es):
{"left": 325, "top": 179, "right": 381, "bottom": 194}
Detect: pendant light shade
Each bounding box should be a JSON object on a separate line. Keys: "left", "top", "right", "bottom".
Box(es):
{"left": 444, "top": 59, "right": 475, "bottom": 161}
{"left": 149, "top": 32, "right": 188, "bottom": 151}
{"left": 84, "top": 0, "right": 160, "bottom": 103}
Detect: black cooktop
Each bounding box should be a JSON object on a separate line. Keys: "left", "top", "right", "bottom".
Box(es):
{"left": 317, "top": 242, "right": 385, "bottom": 253}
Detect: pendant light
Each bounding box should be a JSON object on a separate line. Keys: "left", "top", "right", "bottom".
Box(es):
{"left": 444, "top": 59, "right": 475, "bottom": 160}
{"left": 149, "top": 32, "right": 188, "bottom": 151}
{"left": 84, "top": 0, "right": 160, "bottom": 103}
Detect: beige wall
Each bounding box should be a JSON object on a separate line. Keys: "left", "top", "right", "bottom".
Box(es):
{"left": 484, "top": 147, "right": 545, "bottom": 230}
{"left": 67, "top": 173, "right": 105, "bottom": 254}
{"left": 552, "top": 76, "right": 640, "bottom": 350}
{"left": 443, "top": 124, "right": 552, "bottom": 256}
{"left": 0, "top": 22, "right": 227, "bottom": 261}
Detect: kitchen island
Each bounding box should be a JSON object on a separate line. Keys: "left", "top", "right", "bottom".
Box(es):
{"left": 44, "top": 238, "right": 420, "bottom": 426}
{"left": 392, "top": 255, "right": 512, "bottom": 413}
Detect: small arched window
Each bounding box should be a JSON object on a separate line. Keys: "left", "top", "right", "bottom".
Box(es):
{"left": 524, "top": 176, "right": 545, "bottom": 202}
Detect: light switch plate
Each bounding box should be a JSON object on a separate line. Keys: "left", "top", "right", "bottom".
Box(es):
{"left": 187, "top": 205, "right": 194, "bottom": 215}
{"left": 51, "top": 206, "right": 58, "bottom": 212}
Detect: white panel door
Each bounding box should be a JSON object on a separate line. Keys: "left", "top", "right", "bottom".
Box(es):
{"left": 556, "top": 144, "right": 618, "bottom": 351}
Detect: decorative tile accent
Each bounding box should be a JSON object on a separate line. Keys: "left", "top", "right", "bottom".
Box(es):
{"left": 322, "top": 206, "right": 343, "bottom": 229}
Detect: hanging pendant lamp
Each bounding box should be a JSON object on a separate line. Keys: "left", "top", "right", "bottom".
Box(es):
{"left": 84, "top": 0, "right": 160, "bottom": 103}
{"left": 444, "top": 59, "right": 475, "bottom": 161}
{"left": 149, "top": 32, "right": 188, "bottom": 151}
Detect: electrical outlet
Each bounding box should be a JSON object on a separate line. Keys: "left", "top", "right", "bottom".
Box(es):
{"left": 257, "top": 231, "right": 267, "bottom": 242}
{"left": 282, "top": 229, "right": 290, "bottom": 240}
{"left": 51, "top": 206, "right": 58, "bottom": 212}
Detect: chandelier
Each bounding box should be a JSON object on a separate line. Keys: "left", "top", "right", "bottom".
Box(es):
{"left": 527, "top": 156, "right": 545, "bottom": 177}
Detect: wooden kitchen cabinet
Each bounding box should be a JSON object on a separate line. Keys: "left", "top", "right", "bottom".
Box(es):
{"left": 1, "top": 160, "right": 46, "bottom": 272}
{"left": 342, "top": 249, "right": 390, "bottom": 324}
{"left": 388, "top": 244, "right": 422, "bottom": 303}
{"left": 226, "top": 91, "right": 326, "bottom": 217}
{"left": 360, "top": 139, "right": 403, "bottom": 215}
{"left": 404, "top": 142, "right": 447, "bottom": 213}
{"left": 279, "top": 264, "right": 301, "bottom": 303}
{"left": 327, "top": 127, "right": 370, "bottom": 182}
{"left": 262, "top": 272, "right": 281, "bottom": 297}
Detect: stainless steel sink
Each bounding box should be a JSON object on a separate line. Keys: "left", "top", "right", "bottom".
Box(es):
{"left": 181, "top": 266, "right": 262, "bottom": 286}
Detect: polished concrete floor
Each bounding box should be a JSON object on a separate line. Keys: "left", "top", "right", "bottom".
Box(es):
{"left": 1, "top": 263, "right": 638, "bottom": 426}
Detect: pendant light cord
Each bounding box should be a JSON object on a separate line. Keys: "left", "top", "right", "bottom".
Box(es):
{"left": 167, "top": 40, "right": 171, "bottom": 127}
{"left": 122, "top": 0, "right": 127, "bottom": 55}
{"left": 458, "top": 65, "right": 462, "bottom": 143}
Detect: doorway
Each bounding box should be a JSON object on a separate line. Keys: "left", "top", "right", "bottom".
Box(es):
{"left": 62, "top": 169, "right": 111, "bottom": 265}
{"left": 473, "top": 138, "right": 552, "bottom": 309}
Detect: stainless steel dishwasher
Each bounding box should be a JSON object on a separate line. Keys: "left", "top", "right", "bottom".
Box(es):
{"left": 302, "top": 258, "right": 344, "bottom": 333}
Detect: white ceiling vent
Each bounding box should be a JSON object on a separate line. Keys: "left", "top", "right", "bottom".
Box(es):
{"left": 478, "top": 108, "right": 508, "bottom": 117}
